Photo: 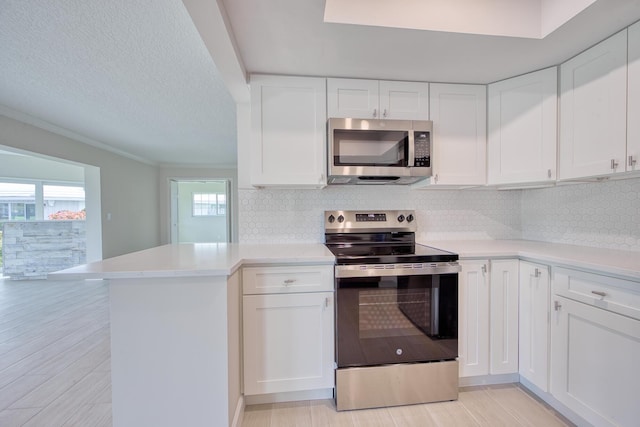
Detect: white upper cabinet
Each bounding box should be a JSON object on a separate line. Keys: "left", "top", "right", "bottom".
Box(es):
{"left": 250, "top": 75, "right": 327, "bottom": 188}
{"left": 628, "top": 21, "right": 640, "bottom": 172}
{"left": 559, "top": 30, "right": 628, "bottom": 180}
{"left": 426, "top": 83, "right": 486, "bottom": 186}
{"left": 488, "top": 67, "right": 557, "bottom": 186}
{"left": 327, "top": 78, "right": 429, "bottom": 120}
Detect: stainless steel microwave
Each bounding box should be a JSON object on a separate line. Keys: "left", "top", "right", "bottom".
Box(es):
{"left": 327, "top": 118, "right": 432, "bottom": 185}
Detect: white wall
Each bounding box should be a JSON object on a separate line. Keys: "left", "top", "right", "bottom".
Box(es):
{"left": 1, "top": 115, "right": 160, "bottom": 258}
{"left": 0, "top": 152, "right": 84, "bottom": 182}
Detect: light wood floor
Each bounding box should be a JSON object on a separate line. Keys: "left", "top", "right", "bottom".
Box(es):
{"left": 0, "top": 278, "right": 574, "bottom": 427}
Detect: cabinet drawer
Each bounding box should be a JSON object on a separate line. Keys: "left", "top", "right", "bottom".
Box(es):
{"left": 243, "top": 265, "right": 334, "bottom": 295}
{"left": 553, "top": 268, "right": 640, "bottom": 320}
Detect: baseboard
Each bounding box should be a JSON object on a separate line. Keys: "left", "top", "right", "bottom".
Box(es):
{"left": 518, "top": 377, "right": 590, "bottom": 427}
{"left": 244, "top": 388, "right": 334, "bottom": 405}
{"left": 231, "top": 395, "right": 245, "bottom": 427}
{"left": 459, "top": 373, "right": 519, "bottom": 387}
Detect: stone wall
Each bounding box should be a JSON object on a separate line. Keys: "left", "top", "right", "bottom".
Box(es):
{"left": 2, "top": 221, "right": 86, "bottom": 280}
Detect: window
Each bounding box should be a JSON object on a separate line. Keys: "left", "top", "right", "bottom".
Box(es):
{"left": 44, "top": 184, "right": 85, "bottom": 220}
{"left": 0, "top": 183, "right": 36, "bottom": 221}
{"left": 0, "top": 181, "right": 85, "bottom": 221}
{"left": 193, "top": 193, "right": 225, "bottom": 216}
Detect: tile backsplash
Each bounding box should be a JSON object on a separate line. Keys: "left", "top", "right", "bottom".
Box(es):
{"left": 239, "top": 177, "right": 640, "bottom": 252}
{"left": 520, "top": 178, "right": 640, "bottom": 251}
{"left": 239, "top": 186, "right": 522, "bottom": 244}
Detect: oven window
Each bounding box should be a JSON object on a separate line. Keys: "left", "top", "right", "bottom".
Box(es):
{"left": 336, "top": 274, "right": 457, "bottom": 368}
{"left": 333, "top": 129, "right": 409, "bottom": 166}
{"left": 358, "top": 288, "right": 430, "bottom": 339}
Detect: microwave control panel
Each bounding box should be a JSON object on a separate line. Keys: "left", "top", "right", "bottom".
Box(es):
{"left": 414, "top": 131, "right": 430, "bottom": 167}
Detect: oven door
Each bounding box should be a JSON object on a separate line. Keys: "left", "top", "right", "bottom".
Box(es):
{"left": 336, "top": 266, "right": 458, "bottom": 368}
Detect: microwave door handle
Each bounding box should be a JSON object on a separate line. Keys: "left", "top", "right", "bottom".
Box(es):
{"left": 407, "top": 131, "right": 415, "bottom": 167}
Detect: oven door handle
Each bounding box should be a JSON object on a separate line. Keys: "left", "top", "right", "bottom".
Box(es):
{"left": 335, "top": 262, "right": 461, "bottom": 278}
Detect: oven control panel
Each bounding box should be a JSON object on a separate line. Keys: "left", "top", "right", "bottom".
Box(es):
{"left": 355, "top": 213, "right": 386, "bottom": 222}
{"left": 325, "top": 210, "right": 417, "bottom": 232}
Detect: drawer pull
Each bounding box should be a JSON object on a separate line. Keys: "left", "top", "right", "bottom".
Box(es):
{"left": 283, "top": 279, "right": 296, "bottom": 285}
{"left": 591, "top": 290, "right": 606, "bottom": 298}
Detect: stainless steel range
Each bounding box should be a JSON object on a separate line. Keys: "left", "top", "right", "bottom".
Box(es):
{"left": 324, "top": 210, "right": 461, "bottom": 411}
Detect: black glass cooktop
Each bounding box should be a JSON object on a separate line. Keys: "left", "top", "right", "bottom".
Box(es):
{"left": 325, "top": 232, "right": 458, "bottom": 265}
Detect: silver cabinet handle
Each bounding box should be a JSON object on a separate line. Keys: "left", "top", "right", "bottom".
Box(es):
{"left": 325, "top": 297, "right": 330, "bottom": 308}
{"left": 547, "top": 169, "right": 552, "bottom": 178}
{"left": 630, "top": 156, "right": 637, "bottom": 168}
{"left": 554, "top": 301, "right": 562, "bottom": 311}
{"left": 283, "top": 279, "right": 295, "bottom": 285}
{"left": 481, "top": 264, "right": 487, "bottom": 274}
{"left": 534, "top": 268, "right": 541, "bottom": 278}
{"left": 611, "top": 159, "right": 619, "bottom": 170}
{"left": 373, "top": 108, "right": 377, "bottom": 118}
{"left": 591, "top": 290, "right": 606, "bottom": 297}
{"left": 383, "top": 109, "right": 388, "bottom": 118}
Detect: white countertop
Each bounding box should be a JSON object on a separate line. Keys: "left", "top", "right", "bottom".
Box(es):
{"left": 422, "top": 240, "right": 640, "bottom": 281}
{"left": 50, "top": 243, "right": 335, "bottom": 280}
{"left": 51, "top": 240, "right": 639, "bottom": 282}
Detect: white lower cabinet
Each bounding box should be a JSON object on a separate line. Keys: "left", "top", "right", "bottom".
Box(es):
{"left": 551, "top": 268, "right": 640, "bottom": 427}
{"left": 518, "top": 261, "right": 550, "bottom": 392}
{"left": 242, "top": 265, "right": 334, "bottom": 396}
{"left": 459, "top": 259, "right": 518, "bottom": 379}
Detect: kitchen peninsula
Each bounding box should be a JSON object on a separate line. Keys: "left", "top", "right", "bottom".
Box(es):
{"left": 51, "top": 243, "right": 335, "bottom": 427}
{"left": 51, "top": 240, "right": 640, "bottom": 427}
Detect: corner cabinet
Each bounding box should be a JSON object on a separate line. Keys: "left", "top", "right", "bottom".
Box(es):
{"left": 628, "top": 21, "right": 640, "bottom": 172}
{"left": 559, "top": 30, "right": 628, "bottom": 180}
{"left": 458, "top": 259, "right": 518, "bottom": 379}
{"left": 242, "top": 265, "right": 335, "bottom": 396}
{"left": 518, "top": 261, "right": 550, "bottom": 392}
{"left": 488, "top": 67, "right": 557, "bottom": 186}
{"left": 551, "top": 268, "right": 640, "bottom": 427}
{"left": 250, "top": 75, "right": 327, "bottom": 188}
{"left": 423, "top": 83, "right": 487, "bottom": 187}
{"left": 327, "top": 78, "right": 429, "bottom": 120}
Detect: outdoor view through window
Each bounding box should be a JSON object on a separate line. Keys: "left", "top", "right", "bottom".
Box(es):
{"left": 0, "top": 181, "right": 86, "bottom": 272}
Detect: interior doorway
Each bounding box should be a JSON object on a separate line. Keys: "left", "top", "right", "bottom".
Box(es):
{"left": 170, "top": 180, "right": 230, "bottom": 243}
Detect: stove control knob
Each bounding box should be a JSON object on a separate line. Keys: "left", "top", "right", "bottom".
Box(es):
{"left": 397, "top": 215, "right": 405, "bottom": 222}
{"left": 328, "top": 215, "right": 335, "bottom": 223}
{"left": 337, "top": 215, "right": 345, "bottom": 223}
{"left": 406, "top": 214, "right": 414, "bottom": 223}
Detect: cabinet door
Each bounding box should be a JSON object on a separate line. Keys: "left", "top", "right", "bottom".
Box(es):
{"left": 551, "top": 296, "right": 640, "bottom": 427}
{"left": 559, "top": 30, "right": 627, "bottom": 179}
{"left": 488, "top": 67, "right": 557, "bottom": 185}
{"left": 519, "top": 261, "right": 550, "bottom": 392}
{"left": 429, "top": 83, "right": 487, "bottom": 186}
{"left": 250, "top": 75, "right": 327, "bottom": 187}
{"left": 458, "top": 260, "right": 490, "bottom": 377}
{"left": 327, "top": 78, "right": 379, "bottom": 119}
{"left": 489, "top": 260, "right": 519, "bottom": 375}
{"left": 243, "top": 292, "right": 334, "bottom": 395}
{"left": 379, "top": 80, "right": 429, "bottom": 120}
{"left": 628, "top": 21, "right": 640, "bottom": 172}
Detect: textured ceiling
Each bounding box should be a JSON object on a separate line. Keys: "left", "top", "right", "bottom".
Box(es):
{"left": 2, "top": 1, "right": 640, "bottom": 168}
{"left": 0, "top": 0, "right": 237, "bottom": 167}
